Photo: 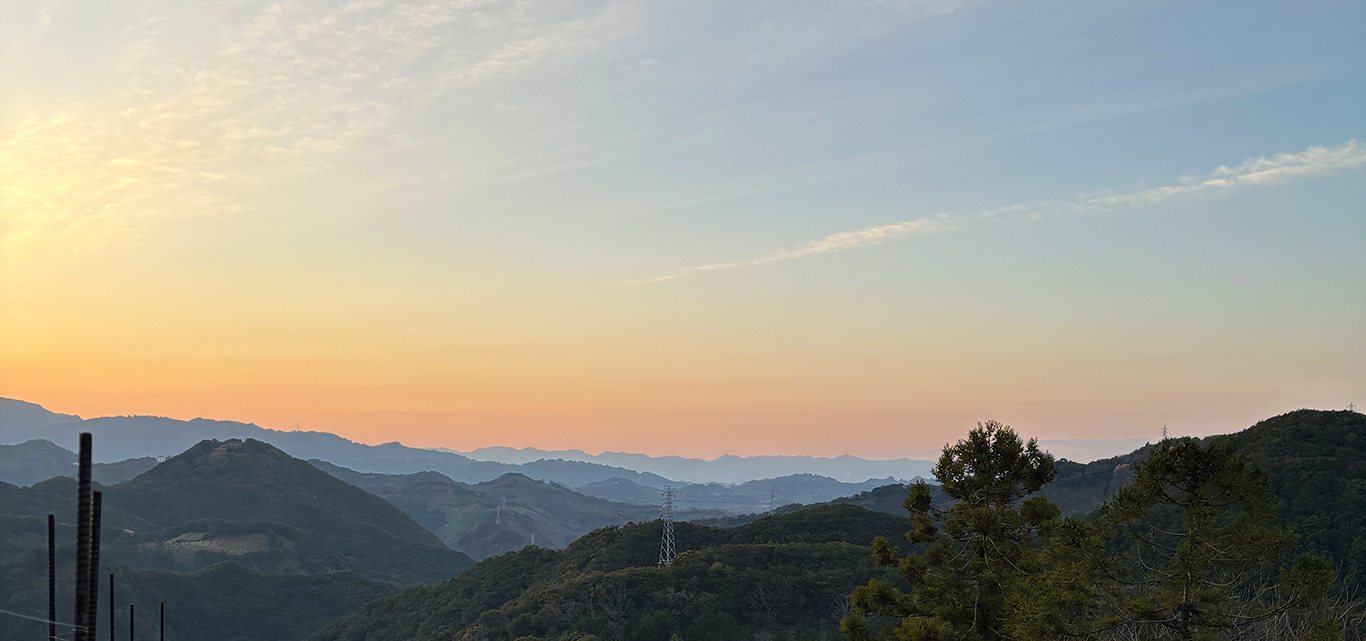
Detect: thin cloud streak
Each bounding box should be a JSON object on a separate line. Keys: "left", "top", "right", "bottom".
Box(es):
{"left": 634, "top": 140, "right": 1366, "bottom": 283}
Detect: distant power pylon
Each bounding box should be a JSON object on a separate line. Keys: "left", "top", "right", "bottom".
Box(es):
{"left": 496, "top": 497, "right": 505, "bottom": 525}
{"left": 1162, "top": 424, "right": 1168, "bottom": 440}
{"left": 658, "top": 487, "right": 676, "bottom": 567}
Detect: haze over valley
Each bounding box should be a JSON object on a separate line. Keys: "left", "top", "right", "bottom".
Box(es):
{"left": 2, "top": 0, "right": 1361, "bottom": 639}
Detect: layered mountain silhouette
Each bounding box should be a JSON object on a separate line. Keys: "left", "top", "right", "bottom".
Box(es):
{"left": 310, "top": 462, "right": 715, "bottom": 560}
{"left": 0, "top": 397, "right": 924, "bottom": 512}
{"left": 0, "top": 398, "right": 674, "bottom": 490}
{"left": 3, "top": 407, "right": 1362, "bottom": 641}
{"left": 109, "top": 438, "right": 472, "bottom": 581}
{"left": 0, "top": 439, "right": 158, "bottom": 486}
{"left": 309, "top": 409, "right": 1366, "bottom": 641}
{"left": 459, "top": 445, "right": 934, "bottom": 483}
{"left": 0, "top": 437, "right": 473, "bottom": 641}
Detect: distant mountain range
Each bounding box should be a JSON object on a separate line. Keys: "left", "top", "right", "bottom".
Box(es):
{"left": 0, "top": 439, "right": 159, "bottom": 486}
{"left": 456, "top": 445, "right": 933, "bottom": 484}
{"left": 1, "top": 407, "right": 1360, "bottom": 641}
{"left": 0, "top": 398, "right": 673, "bottom": 487}
{"left": 311, "top": 409, "right": 1366, "bottom": 641}
{"left": 0, "top": 397, "right": 924, "bottom": 512}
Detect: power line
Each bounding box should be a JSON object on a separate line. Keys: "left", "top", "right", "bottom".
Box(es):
{"left": 0, "top": 608, "right": 88, "bottom": 630}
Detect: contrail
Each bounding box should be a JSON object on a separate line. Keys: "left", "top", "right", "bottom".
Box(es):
{"left": 631, "top": 139, "right": 1365, "bottom": 284}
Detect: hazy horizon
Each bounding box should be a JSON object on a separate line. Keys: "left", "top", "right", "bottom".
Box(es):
{"left": 1, "top": 394, "right": 1308, "bottom": 463}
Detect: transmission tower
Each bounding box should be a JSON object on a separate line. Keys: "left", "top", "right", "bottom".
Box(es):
{"left": 658, "top": 486, "right": 676, "bottom": 567}
{"left": 1162, "top": 424, "right": 1168, "bottom": 440}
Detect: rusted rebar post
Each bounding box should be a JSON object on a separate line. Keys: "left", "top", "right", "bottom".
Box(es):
{"left": 73, "top": 433, "right": 93, "bottom": 641}
{"left": 88, "top": 491, "right": 102, "bottom": 639}
{"left": 48, "top": 514, "right": 56, "bottom": 641}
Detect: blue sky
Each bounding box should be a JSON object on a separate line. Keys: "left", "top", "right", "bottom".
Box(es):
{"left": 1, "top": 0, "right": 1362, "bottom": 457}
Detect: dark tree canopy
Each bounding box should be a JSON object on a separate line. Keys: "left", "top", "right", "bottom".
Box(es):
{"left": 1102, "top": 437, "right": 1337, "bottom": 641}
{"left": 843, "top": 421, "right": 1060, "bottom": 641}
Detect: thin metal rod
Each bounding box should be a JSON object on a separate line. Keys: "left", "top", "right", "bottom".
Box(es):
{"left": 73, "top": 433, "right": 93, "bottom": 641}
{"left": 48, "top": 514, "right": 56, "bottom": 641}
{"left": 159, "top": 603, "right": 163, "bottom": 641}
{"left": 109, "top": 575, "right": 114, "bottom": 641}
{"left": 128, "top": 604, "right": 133, "bottom": 641}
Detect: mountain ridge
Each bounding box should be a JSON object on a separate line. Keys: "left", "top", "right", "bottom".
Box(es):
{"left": 458, "top": 445, "right": 933, "bottom": 484}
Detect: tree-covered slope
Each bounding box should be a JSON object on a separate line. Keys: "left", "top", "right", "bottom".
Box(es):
{"left": 0, "top": 551, "right": 397, "bottom": 641}
{"left": 0, "top": 438, "right": 479, "bottom": 641}
{"left": 309, "top": 504, "right": 909, "bottom": 641}
{"left": 1223, "top": 409, "right": 1366, "bottom": 583}
{"left": 312, "top": 462, "right": 725, "bottom": 560}
{"left": 109, "top": 439, "right": 473, "bottom": 582}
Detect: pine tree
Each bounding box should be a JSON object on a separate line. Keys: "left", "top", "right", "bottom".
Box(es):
{"left": 1099, "top": 437, "right": 1338, "bottom": 641}
{"left": 842, "top": 421, "right": 1060, "bottom": 641}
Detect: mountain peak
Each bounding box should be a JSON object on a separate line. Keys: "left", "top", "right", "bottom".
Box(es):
{"left": 139, "top": 438, "right": 305, "bottom": 482}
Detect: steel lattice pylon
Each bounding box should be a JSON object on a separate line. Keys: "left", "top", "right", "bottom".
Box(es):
{"left": 658, "top": 486, "right": 676, "bottom": 567}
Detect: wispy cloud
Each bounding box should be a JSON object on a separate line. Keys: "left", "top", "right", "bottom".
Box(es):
{"left": 0, "top": 0, "right": 639, "bottom": 251}
{"left": 634, "top": 140, "right": 1366, "bottom": 283}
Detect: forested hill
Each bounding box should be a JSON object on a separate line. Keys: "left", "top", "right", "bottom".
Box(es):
{"left": 1230, "top": 409, "right": 1366, "bottom": 584}
{"left": 1046, "top": 408, "right": 1366, "bottom": 586}
{"left": 310, "top": 462, "right": 719, "bottom": 560}
{"left": 309, "top": 504, "right": 912, "bottom": 641}
{"left": 111, "top": 438, "right": 472, "bottom": 581}
{"left": 0, "top": 438, "right": 475, "bottom": 641}
{"left": 825, "top": 409, "right": 1366, "bottom": 587}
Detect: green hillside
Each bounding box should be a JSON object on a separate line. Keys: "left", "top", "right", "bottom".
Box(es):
{"left": 0, "top": 438, "right": 475, "bottom": 641}
{"left": 0, "top": 550, "right": 398, "bottom": 641}
{"left": 1228, "top": 409, "right": 1366, "bottom": 584}
{"left": 309, "top": 504, "right": 910, "bottom": 641}
{"left": 110, "top": 439, "right": 473, "bottom": 583}
{"left": 313, "top": 462, "right": 723, "bottom": 560}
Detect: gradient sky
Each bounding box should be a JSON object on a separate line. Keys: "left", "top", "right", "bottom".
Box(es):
{"left": 1, "top": 0, "right": 1363, "bottom": 459}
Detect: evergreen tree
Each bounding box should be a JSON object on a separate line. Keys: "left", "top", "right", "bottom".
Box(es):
{"left": 1099, "top": 437, "right": 1338, "bottom": 641}
{"left": 842, "top": 421, "right": 1060, "bottom": 641}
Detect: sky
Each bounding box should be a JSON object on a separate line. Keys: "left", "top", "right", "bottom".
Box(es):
{"left": 1, "top": 0, "right": 1362, "bottom": 459}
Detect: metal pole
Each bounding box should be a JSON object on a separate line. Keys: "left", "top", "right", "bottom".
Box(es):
{"left": 109, "top": 575, "right": 114, "bottom": 641}
{"left": 47, "top": 514, "right": 56, "bottom": 641}
{"left": 74, "top": 433, "right": 93, "bottom": 641}
{"left": 159, "top": 603, "right": 164, "bottom": 641}
{"left": 88, "top": 492, "right": 102, "bottom": 641}
{"left": 129, "top": 604, "right": 134, "bottom": 641}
